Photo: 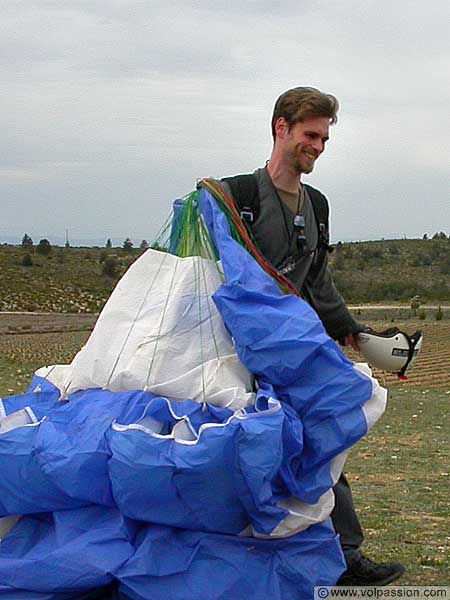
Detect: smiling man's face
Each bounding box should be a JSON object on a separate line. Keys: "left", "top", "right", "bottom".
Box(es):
{"left": 281, "top": 116, "right": 330, "bottom": 175}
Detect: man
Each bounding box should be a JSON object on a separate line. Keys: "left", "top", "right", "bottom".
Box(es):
{"left": 221, "top": 87, "right": 405, "bottom": 586}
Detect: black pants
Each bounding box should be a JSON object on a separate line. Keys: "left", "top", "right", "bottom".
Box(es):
{"left": 331, "top": 472, "right": 364, "bottom": 563}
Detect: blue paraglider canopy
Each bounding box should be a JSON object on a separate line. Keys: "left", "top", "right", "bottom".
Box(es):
{"left": 0, "top": 187, "right": 386, "bottom": 599}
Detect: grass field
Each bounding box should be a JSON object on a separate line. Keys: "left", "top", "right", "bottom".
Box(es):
{"left": 347, "top": 388, "right": 450, "bottom": 585}
{"left": 0, "top": 313, "right": 449, "bottom": 584}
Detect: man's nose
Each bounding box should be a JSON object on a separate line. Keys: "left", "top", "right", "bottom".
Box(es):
{"left": 313, "top": 139, "right": 325, "bottom": 154}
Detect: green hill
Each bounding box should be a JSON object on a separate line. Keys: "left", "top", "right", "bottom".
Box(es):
{"left": 0, "top": 238, "right": 449, "bottom": 313}
{"left": 330, "top": 238, "right": 450, "bottom": 304}
{"left": 0, "top": 245, "right": 141, "bottom": 313}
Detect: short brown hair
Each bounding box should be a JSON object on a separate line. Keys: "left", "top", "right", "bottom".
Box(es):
{"left": 271, "top": 87, "right": 339, "bottom": 139}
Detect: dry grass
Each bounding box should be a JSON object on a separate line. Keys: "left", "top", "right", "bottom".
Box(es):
{"left": 346, "top": 387, "right": 450, "bottom": 584}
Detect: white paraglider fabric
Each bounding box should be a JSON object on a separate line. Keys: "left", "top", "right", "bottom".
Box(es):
{"left": 37, "top": 250, "right": 254, "bottom": 409}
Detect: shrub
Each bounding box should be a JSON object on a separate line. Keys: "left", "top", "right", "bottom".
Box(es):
{"left": 361, "top": 247, "right": 383, "bottom": 261}
{"left": 410, "top": 295, "right": 421, "bottom": 311}
{"left": 435, "top": 306, "right": 443, "bottom": 321}
{"left": 36, "top": 239, "right": 52, "bottom": 255}
{"left": 22, "top": 253, "right": 33, "bottom": 267}
{"left": 439, "top": 261, "right": 450, "bottom": 275}
{"left": 413, "top": 254, "right": 432, "bottom": 267}
{"left": 332, "top": 252, "right": 345, "bottom": 270}
{"left": 418, "top": 309, "right": 426, "bottom": 320}
{"left": 102, "top": 256, "right": 119, "bottom": 278}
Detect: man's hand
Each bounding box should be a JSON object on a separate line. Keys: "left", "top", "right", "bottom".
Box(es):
{"left": 343, "top": 333, "right": 361, "bottom": 352}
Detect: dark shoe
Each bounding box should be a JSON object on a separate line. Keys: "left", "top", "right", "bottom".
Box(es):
{"left": 337, "top": 554, "right": 405, "bottom": 586}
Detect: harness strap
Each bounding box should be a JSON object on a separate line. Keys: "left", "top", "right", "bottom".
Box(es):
{"left": 398, "top": 330, "right": 423, "bottom": 378}
{"left": 221, "top": 174, "right": 260, "bottom": 224}
{"left": 222, "top": 174, "right": 333, "bottom": 256}
{"left": 303, "top": 183, "right": 333, "bottom": 254}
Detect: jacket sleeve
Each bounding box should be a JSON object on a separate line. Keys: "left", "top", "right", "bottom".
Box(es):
{"left": 302, "top": 258, "right": 364, "bottom": 341}
{"left": 300, "top": 187, "right": 364, "bottom": 341}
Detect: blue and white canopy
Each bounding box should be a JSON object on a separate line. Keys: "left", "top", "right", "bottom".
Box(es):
{"left": 0, "top": 189, "right": 386, "bottom": 599}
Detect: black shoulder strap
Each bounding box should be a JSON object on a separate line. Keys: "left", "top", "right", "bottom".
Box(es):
{"left": 221, "top": 174, "right": 260, "bottom": 224}
{"left": 303, "top": 183, "right": 332, "bottom": 253}
{"left": 221, "top": 176, "right": 332, "bottom": 253}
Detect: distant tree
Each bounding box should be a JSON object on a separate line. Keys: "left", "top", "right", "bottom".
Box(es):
{"left": 435, "top": 306, "right": 443, "bottom": 321}
{"left": 21, "top": 233, "right": 33, "bottom": 248}
{"left": 140, "top": 239, "right": 149, "bottom": 250}
{"left": 65, "top": 240, "right": 70, "bottom": 248}
{"left": 432, "top": 231, "right": 448, "bottom": 240}
{"left": 36, "top": 238, "right": 52, "bottom": 255}
{"left": 22, "top": 253, "right": 33, "bottom": 267}
{"left": 151, "top": 242, "right": 168, "bottom": 253}
{"left": 122, "top": 237, "right": 133, "bottom": 252}
{"left": 422, "top": 233, "right": 428, "bottom": 240}
{"left": 105, "top": 238, "right": 112, "bottom": 248}
{"left": 102, "top": 256, "right": 119, "bottom": 278}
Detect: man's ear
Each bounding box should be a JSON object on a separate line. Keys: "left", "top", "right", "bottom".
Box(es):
{"left": 274, "top": 117, "right": 289, "bottom": 139}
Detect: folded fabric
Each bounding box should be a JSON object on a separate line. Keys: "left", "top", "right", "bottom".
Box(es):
{"left": 108, "top": 389, "right": 287, "bottom": 535}
{"left": 200, "top": 189, "right": 386, "bottom": 508}
{"left": 0, "top": 507, "right": 137, "bottom": 596}
{"left": 116, "top": 520, "right": 345, "bottom": 600}
{"left": 0, "top": 413, "right": 80, "bottom": 516}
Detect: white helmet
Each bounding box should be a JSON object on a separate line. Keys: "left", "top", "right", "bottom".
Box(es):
{"left": 358, "top": 327, "right": 423, "bottom": 378}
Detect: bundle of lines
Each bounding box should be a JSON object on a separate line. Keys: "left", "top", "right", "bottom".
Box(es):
{"left": 155, "top": 179, "right": 299, "bottom": 296}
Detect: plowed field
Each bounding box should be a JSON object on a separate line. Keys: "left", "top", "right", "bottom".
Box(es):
{"left": 0, "top": 315, "right": 449, "bottom": 392}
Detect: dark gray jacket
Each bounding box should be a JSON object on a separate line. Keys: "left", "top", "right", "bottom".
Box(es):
{"left": 222, "top": 166, "right": 362, "bottom": 341}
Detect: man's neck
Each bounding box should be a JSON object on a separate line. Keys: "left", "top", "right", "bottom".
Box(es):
{"left": 266, "top": 156, "right": 301, "bottom": 193}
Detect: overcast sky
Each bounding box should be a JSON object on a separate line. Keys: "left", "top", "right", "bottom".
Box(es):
{"left": 1, "top": 1, "right": 449, "bottom": 246}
